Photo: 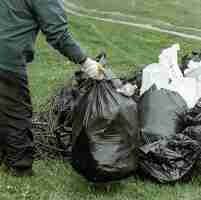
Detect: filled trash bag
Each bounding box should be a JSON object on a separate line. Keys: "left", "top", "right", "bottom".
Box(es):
{"left": 140, "top": 44, "right": 183, "bottom": 96}
{"left": 138, "top": 86, "right": 201, "bottom": 183}
{"left": 140, "top": 44, "right": 198, "bottom": 109}
{"left": 139, "top": 85, "right": 188, "bottom": 143}
{"left": 182, "top": 52, "right": 201, "bottom": 106}
{"left": 53, "top": 87, "right": 80, "bottom": 127}
{"left": 71, "top": 78, "right": 139, "bottom": 182}
{"left": 182, "top": 98, "right": 201, "bottom": 127}
{"left": 50, "top": 86, "right": 81, "bottom": 160}
{"left": 182, "top": 99, "right": 201, "bottom": 145}
{"left": 180, "top": 99, "right": 201, "bottom": 175}
{"left": 48, "top": 53, "right": 138, "bottom": 162}
{"left": 49, "top": 71, "right": 88, "bottom": 160}
{"left": 139, "top": 134, "right": 201, "bottom": 183}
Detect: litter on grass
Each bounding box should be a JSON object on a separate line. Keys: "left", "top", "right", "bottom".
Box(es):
{"left": 33, "top": 46, "right": 201, "bottom": 183}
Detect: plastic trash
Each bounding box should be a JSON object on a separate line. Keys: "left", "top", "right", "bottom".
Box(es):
{"left": 50, "top": 85, "right": 81, "bottom": 160}
{"left": 182, "top": 51, "right": 201, "bottom": 76}
{"left": 182, "top": 51, "right": 201, "bottom": 104}
{"left": 139, "top": 85, "right": 188, "bottom": 143}
{"left": 122, "top": 68, "right": 143, "bottom": 102}
{"left": 182, "top": 98, "right": 201, "bottom": 135}
{"left": 71, "top": 77, "right": 139, "bottom": 182}
{"left": 185, "top": 60, "right": 201, "bottom": 75}
{"left": 49, "top": 70, "right": 90, "bottom": 160}
{"left": 141, "top": 44, "right": 182, "bottom": 95}
{"left": 181, "top": 99, "right": 201, "bottom": 176}
{"left": 139, "top": 133, "right": 201, "bottom": 183}
{"left": 185, "top": 98, "right": 201, "bottom": 119}
{"left": 138, "top": 86, "right": 201, "bottom": 183}
{"left": 116, "top": 83, "right": 137, "bottom": 97}
{"left": 159, "top": 43, "right": 183, "bottom": 80}
{"left": 140, "top": 44, "right": 198, "bottom": 108}
{"left": 50, "top": 53, "right": 138, "bottom": 163}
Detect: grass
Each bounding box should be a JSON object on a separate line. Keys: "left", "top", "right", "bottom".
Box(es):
{"left": 29, "top": 15, "right": 201, "bottom": 110}
{"left": 68, "top": 0, "right": 201, "bottom": 29}
{"left": 2, "top": 14, "right": 201, "bottom": 200}
{"left": 1, "top": 160, "right": 201, "bottom": 200}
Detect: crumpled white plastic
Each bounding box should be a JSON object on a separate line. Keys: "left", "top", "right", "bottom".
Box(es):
{"left": 140, "top": 44, "right": 199, "bottom": 108}
{"left": 184, "top": 59, "right": 201, "bottom": 102}
{"left": 184, "top": 60, "right": 201, "bottom": 77}
{"left": 159, "top": 43, "right": 183, "bottom": 81}
{"left": 117, "top": 83, "right": 137, "bottom": 97}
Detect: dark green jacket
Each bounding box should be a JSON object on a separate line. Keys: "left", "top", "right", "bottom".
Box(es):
{"left": 0, "top": 0, "right": 86, "bottom": 74}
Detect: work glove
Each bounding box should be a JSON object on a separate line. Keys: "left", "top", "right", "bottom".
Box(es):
{"left": 81, "top": 58, "right": 105, "bottom": 80}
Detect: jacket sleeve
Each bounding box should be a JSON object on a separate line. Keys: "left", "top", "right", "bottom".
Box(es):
{"left": 28, "top": 0, "right": 87, "bottom": 64}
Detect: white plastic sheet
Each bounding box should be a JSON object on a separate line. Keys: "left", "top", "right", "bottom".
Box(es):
{"left": 140, "top": 44, "right": 199, "bottom": 108}
{"left": 185, "top": 60, "right": 201, "bottom": 102}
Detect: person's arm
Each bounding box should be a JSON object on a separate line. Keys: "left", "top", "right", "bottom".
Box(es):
{"left": 27, "top": 0, "right": 104, "bottom": 79}
{"left": 28, "top": 0, "right": 86, "bottom": 64}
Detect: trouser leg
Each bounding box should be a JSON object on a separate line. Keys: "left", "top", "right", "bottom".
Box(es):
{"left": 0, "top": 69, "right": 34, "bottom": 171}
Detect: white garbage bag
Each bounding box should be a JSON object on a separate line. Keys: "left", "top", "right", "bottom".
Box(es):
{"left": 166, "top": 78, "right": 197, "bottom": 109}
{"left": 159, "top": 43, "right": 183, "bottom": 81}
{"left": 185, "top": 60, "right": 201, "bottom": 102}
{"left": 140, "top": 44, "right": 198, "bottom": 108}
{"left": 184, "top": 60, "right": 201, "bottom": 78}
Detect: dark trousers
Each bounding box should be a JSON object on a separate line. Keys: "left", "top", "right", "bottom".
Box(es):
{"left": 0, "top": 69, "right": 33, "bottom": 170}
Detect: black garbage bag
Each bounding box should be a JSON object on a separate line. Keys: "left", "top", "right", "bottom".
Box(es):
{"left": 182, "top": 126, "right": 201, "bottom": 145}
{"left": 71, "top": 79, "right": 139, "bottom": 183}
{"left": 182, "top": 98, "right": 201, "bottom": 127}
{"left": 182, "top": 98, "right": 201, "bottom": 144}
{"left": 138, "top": 85, "right": 201, "bottom": 183}
{"left": 139, "top": 134, "right": 201, "bottom": 183}
{"left": 139, "top": 85, "right": 188, "bottom": 144}
{"left": 49, "top": 53, "right": 123, "bottom": 161}
{"left": 181, "top": 99, "right": 201, "bottom": 174}
{"left": 52, "top": 87, "right": 80, "bottom": 159}
{"left": 49, "top": 70, "right": 89, "bottom": 160}
{"left": 53, "top": 87, "right": 80, "bottom": 127}
{"left": 182, "top": 124, "right": 201, "bottom": 175}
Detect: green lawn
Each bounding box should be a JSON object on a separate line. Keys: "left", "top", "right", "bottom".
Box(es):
{"left": 1, "top": 160, "right": 201, "bottom": 200}
{"left": 68, "top": 0, "right": 201, "bottom": 29}
{"left": 2, "top": 14, "right": 201, "bottom": 200}
{"left": 29, "top": 15, "right": 201, "bottom": 110}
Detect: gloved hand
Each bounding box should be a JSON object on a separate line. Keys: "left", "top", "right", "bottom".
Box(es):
{"left": 81, "top": 58, "right": 105, "bottom": 80}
